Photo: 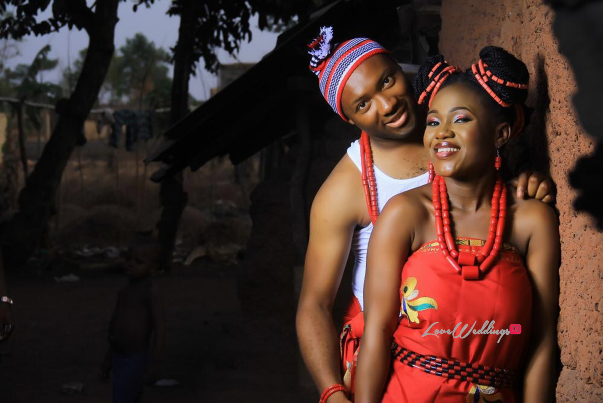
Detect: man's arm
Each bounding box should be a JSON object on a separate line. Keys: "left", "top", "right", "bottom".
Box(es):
{"left": 296, "top": 158, "right": 363, "bottom": 403}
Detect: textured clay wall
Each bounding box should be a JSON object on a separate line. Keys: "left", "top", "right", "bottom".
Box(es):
{"left": 439, "top": 1, "right": 602, "bottom": 401}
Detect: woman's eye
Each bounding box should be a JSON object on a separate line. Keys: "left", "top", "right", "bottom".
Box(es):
{"left": 426, "top": 119, "right": 439, "bottom": 126}
{"left": 357, "top": 101, "right": 367, "bottom": 111}
{"left": 454, "top": 115, "right": 470, "bottom": 123}
{"left": 383, "top": 76, "right": 393, "bottom": 88}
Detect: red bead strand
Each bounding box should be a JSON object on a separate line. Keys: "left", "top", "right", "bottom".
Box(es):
{"left": 360, "top": 131, "right": 379, "bottom": 225}
{"left": 319, "top": 384, "right": 348, "bottom": 403}
{"left": 362, "top": 133, "right": 436, "bottom": 226}
{"left": 432, "top": 175, "right": 507, "bottom": 280}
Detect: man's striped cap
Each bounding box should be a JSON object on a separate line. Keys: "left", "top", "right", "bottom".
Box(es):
{"left": 308, "top": 26, "right": 390, "bottom": 121}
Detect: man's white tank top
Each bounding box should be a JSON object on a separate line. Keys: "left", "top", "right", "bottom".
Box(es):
{"left": 346, "top": 140, "right": 429, "bottom": 310}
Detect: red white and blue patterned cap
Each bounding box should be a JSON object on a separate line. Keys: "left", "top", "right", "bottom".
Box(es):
{"left": 308, "top": 26, "right": 390, "bottom": 121}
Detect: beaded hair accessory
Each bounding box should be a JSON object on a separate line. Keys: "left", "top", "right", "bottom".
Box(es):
{"left": 307, "top": 26, "right": 390, "bottom": 121}
{"left": 417, "top": 61, "right": 461, "bottom": 108}
{"left": 471, "top": 58, "right": 528, "bottom": 137}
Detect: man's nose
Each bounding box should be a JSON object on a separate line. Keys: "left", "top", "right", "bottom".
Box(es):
{"left": 377, "top": 94, "right": 397, "bottom": 117}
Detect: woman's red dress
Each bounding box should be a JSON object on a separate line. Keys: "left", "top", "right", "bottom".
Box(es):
{"left": 381, "top": 237, "right": 532, "bottom": 403}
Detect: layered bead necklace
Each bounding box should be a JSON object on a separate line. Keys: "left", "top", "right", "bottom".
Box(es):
{"left": 359, "top": 131, "right": 435, "bottom": 225}
{"left": 432, "top": 173, "right": 507, "bottom": 281}
{"left": 360, "top": 131, "right": 506, "bottom": 280}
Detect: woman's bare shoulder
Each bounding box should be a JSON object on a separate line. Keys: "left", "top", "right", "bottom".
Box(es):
{"left": 380, "top": 183, "right": 431, "bottom": 224}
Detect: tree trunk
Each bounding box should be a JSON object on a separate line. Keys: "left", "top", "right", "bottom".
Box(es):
{"left": 156, "top": 0, "right": 195, "bottom": 271}
{"left": 0, "top": 114, "right": 19, "bottom": 216}
{"left": 0, "top": 0, "right": 120, "bottom": 267}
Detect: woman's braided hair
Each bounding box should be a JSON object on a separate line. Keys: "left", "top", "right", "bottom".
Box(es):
{"left": 414, "top": 46, "right": 530, "bottom": 137}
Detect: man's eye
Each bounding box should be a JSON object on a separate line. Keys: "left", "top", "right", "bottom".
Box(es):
{"left": 383, "top": 76, "right": 393, "bottom": 88}
{"left": 357, "top": 101, "right": 367, "bottom": 111}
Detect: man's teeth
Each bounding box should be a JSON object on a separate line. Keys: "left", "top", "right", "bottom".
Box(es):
{"left": 436, "top": 147, "right": 460, "bottom": 152}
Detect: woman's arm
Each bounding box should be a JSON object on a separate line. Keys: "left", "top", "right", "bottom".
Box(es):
{"left": 521, "top": 201, "right": 560, "bottom": 402}
{"left": 355, "top": 195, "right": 422, "bottom": 403}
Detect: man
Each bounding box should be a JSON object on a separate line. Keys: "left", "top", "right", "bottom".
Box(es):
{"left": 296, "top": 28, "right": 554, "bottom": 403}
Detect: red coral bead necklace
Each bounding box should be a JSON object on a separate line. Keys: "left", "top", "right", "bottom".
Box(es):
{"left": 432, "top": 170, "right": 507, "bottom": 281}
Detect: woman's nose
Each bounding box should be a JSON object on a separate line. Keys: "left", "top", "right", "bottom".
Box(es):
{"left": 435, "top": 124, "right": 453, "bottom": 140}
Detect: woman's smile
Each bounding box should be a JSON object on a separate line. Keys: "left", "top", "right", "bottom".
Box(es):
{"left": 434, "top": 141, "right": 461, "bottom": 159}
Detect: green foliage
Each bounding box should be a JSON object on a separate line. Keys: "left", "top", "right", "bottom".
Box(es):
{"left": 7, "top": 45, "right": 62, "bottom": 128}
{"left": 0, "top": 0, "right": 155, "bottom": 38}
{"left": 58, "top": 33, "right": 173, "bottom": 108}
{"left": 10, "top": 45, "right": 61, "bottom": 101}
{"left": 166, "top": 0, "right": 322, "bottom": 75}
{"left": 114, "top": 33, "right": 171, "bottom": 106}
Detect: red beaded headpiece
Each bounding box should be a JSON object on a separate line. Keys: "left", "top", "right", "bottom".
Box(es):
{"left": 417, "top": 61, "right": 461, "bottom": 108}
{"left": 471, "top": 59, "right": 528, "bottom": 137}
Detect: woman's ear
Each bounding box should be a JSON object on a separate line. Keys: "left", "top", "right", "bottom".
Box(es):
{"left": 494, "top": 122, "right": 512, "bottom": 148}
{"left": 348, "top": 118, "right": 356, "bottom": 126}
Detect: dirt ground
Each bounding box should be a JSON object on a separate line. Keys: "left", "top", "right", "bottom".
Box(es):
{"left": 0, "top": 257, "right": 316, "bottom": 402}
{"left": 0, "top": 120, "right": 318, "bottom": 402}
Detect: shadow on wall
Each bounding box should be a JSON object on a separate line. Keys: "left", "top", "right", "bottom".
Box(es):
{"left": 505, "top": 53, "right": 552, "bottom": 179}
{"left": 548, "top": 0, "right": 603, "bottom": 230}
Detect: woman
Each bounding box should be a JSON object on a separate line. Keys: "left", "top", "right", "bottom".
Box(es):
{"left": 355, "top": 47, "right": 559, "bottom": 402}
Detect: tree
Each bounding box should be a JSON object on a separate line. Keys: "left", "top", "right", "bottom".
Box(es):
{"left": 113, "top": 33, "right": 172, "bottom": 108}
{"left": 62, "top": 34, "right": 173, "bottom": 108}
{"left": 155, "top": 0, "right": 323, "bottom": 270}
{"left": 0, "top": 0, "right": 152, "bottom": 268}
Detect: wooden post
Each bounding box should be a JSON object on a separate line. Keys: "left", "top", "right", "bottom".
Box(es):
{"left": 135, "top": 139, "right": 140, "bottom": 228}
{"left": 16, "top": 99, "right": 28, "bottom": 180}
{"left": 114, "top": 148, "right": 120, "bottom": 204}
{"left": 141, "top": 139, "right": 149, "bottom": 228}
{"left": 55, "top": 175, "right": 62, "bottom": 231}
{"left": 77, "top": 146, "right": 85, "bottom": 206}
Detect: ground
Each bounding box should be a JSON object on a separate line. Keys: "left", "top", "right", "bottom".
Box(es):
{"left": 0, "top": 258, "right": 316, "bottom": 402}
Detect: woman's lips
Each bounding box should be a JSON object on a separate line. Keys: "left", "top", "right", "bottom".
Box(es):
{"left": 434, "top": 146, "right": 460, "bottom": 159}
{"left": 385, "top": 110, "right": 408, "bottom": 128}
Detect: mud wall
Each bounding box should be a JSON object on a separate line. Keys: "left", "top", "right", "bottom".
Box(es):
{"left": 439, "top": 1, "right": 602, "bottom": 401}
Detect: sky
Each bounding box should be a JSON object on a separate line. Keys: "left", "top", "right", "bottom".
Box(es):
{"left": 3, "top": 0, "right": 280, "bottom": 101}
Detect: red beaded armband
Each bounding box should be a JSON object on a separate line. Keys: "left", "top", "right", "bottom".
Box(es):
{"left": 319, "top": 384, "right": 348, "bottom": 403}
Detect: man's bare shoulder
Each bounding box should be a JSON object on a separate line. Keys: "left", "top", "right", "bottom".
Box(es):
{"left": 311, "top": 154, "right": 365, "bottom": 227}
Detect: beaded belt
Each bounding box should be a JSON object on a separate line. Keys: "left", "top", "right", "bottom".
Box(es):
{"left": 391, "top": 342, "right": 516, "bottom": 388}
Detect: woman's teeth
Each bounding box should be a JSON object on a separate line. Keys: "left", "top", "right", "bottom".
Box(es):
{"left": 436, "top": 147, "right": 459, "bottom": 152}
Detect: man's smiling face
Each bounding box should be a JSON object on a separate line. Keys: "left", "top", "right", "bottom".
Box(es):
{"left": 341, "top": 54, "right": 418, "bottom": 140}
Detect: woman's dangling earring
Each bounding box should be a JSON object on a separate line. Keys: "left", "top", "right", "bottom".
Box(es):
{"left": 428, "top": 161, "right": 435, "bottom": 183}
{"left": 495, "top": 148, "right": 502, "bottom": 171}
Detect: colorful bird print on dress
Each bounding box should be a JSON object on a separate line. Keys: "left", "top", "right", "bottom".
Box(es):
{"left": 400, "top": 277, "right": 438, "bottom": 324}
{"left": 466, "top": 384, "right": 504, "bottom": 403}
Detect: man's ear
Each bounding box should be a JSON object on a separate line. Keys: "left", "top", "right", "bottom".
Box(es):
{"left": 494, "top": 122, "right": 512, "bottom": 148}
{"left": 348, "top": 118, "right": 356, "bottom": 126}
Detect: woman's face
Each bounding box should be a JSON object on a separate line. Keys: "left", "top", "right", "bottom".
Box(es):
{"left": 423, "top": 83, "right": 506, "bottom": 179}
{"left": 341, "top": 54, "right": 418, "bottom": 140}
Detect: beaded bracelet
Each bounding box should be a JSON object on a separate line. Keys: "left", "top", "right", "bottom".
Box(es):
{"left": 319, "top": 384, "right": 347, "bottom": 403}
{"left": 0, "top": 296, "right": 13, "bottom": 305}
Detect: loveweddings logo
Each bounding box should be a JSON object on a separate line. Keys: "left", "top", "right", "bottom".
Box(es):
{"left": 422, "top": 320, "right": 521, "bottom": 343}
